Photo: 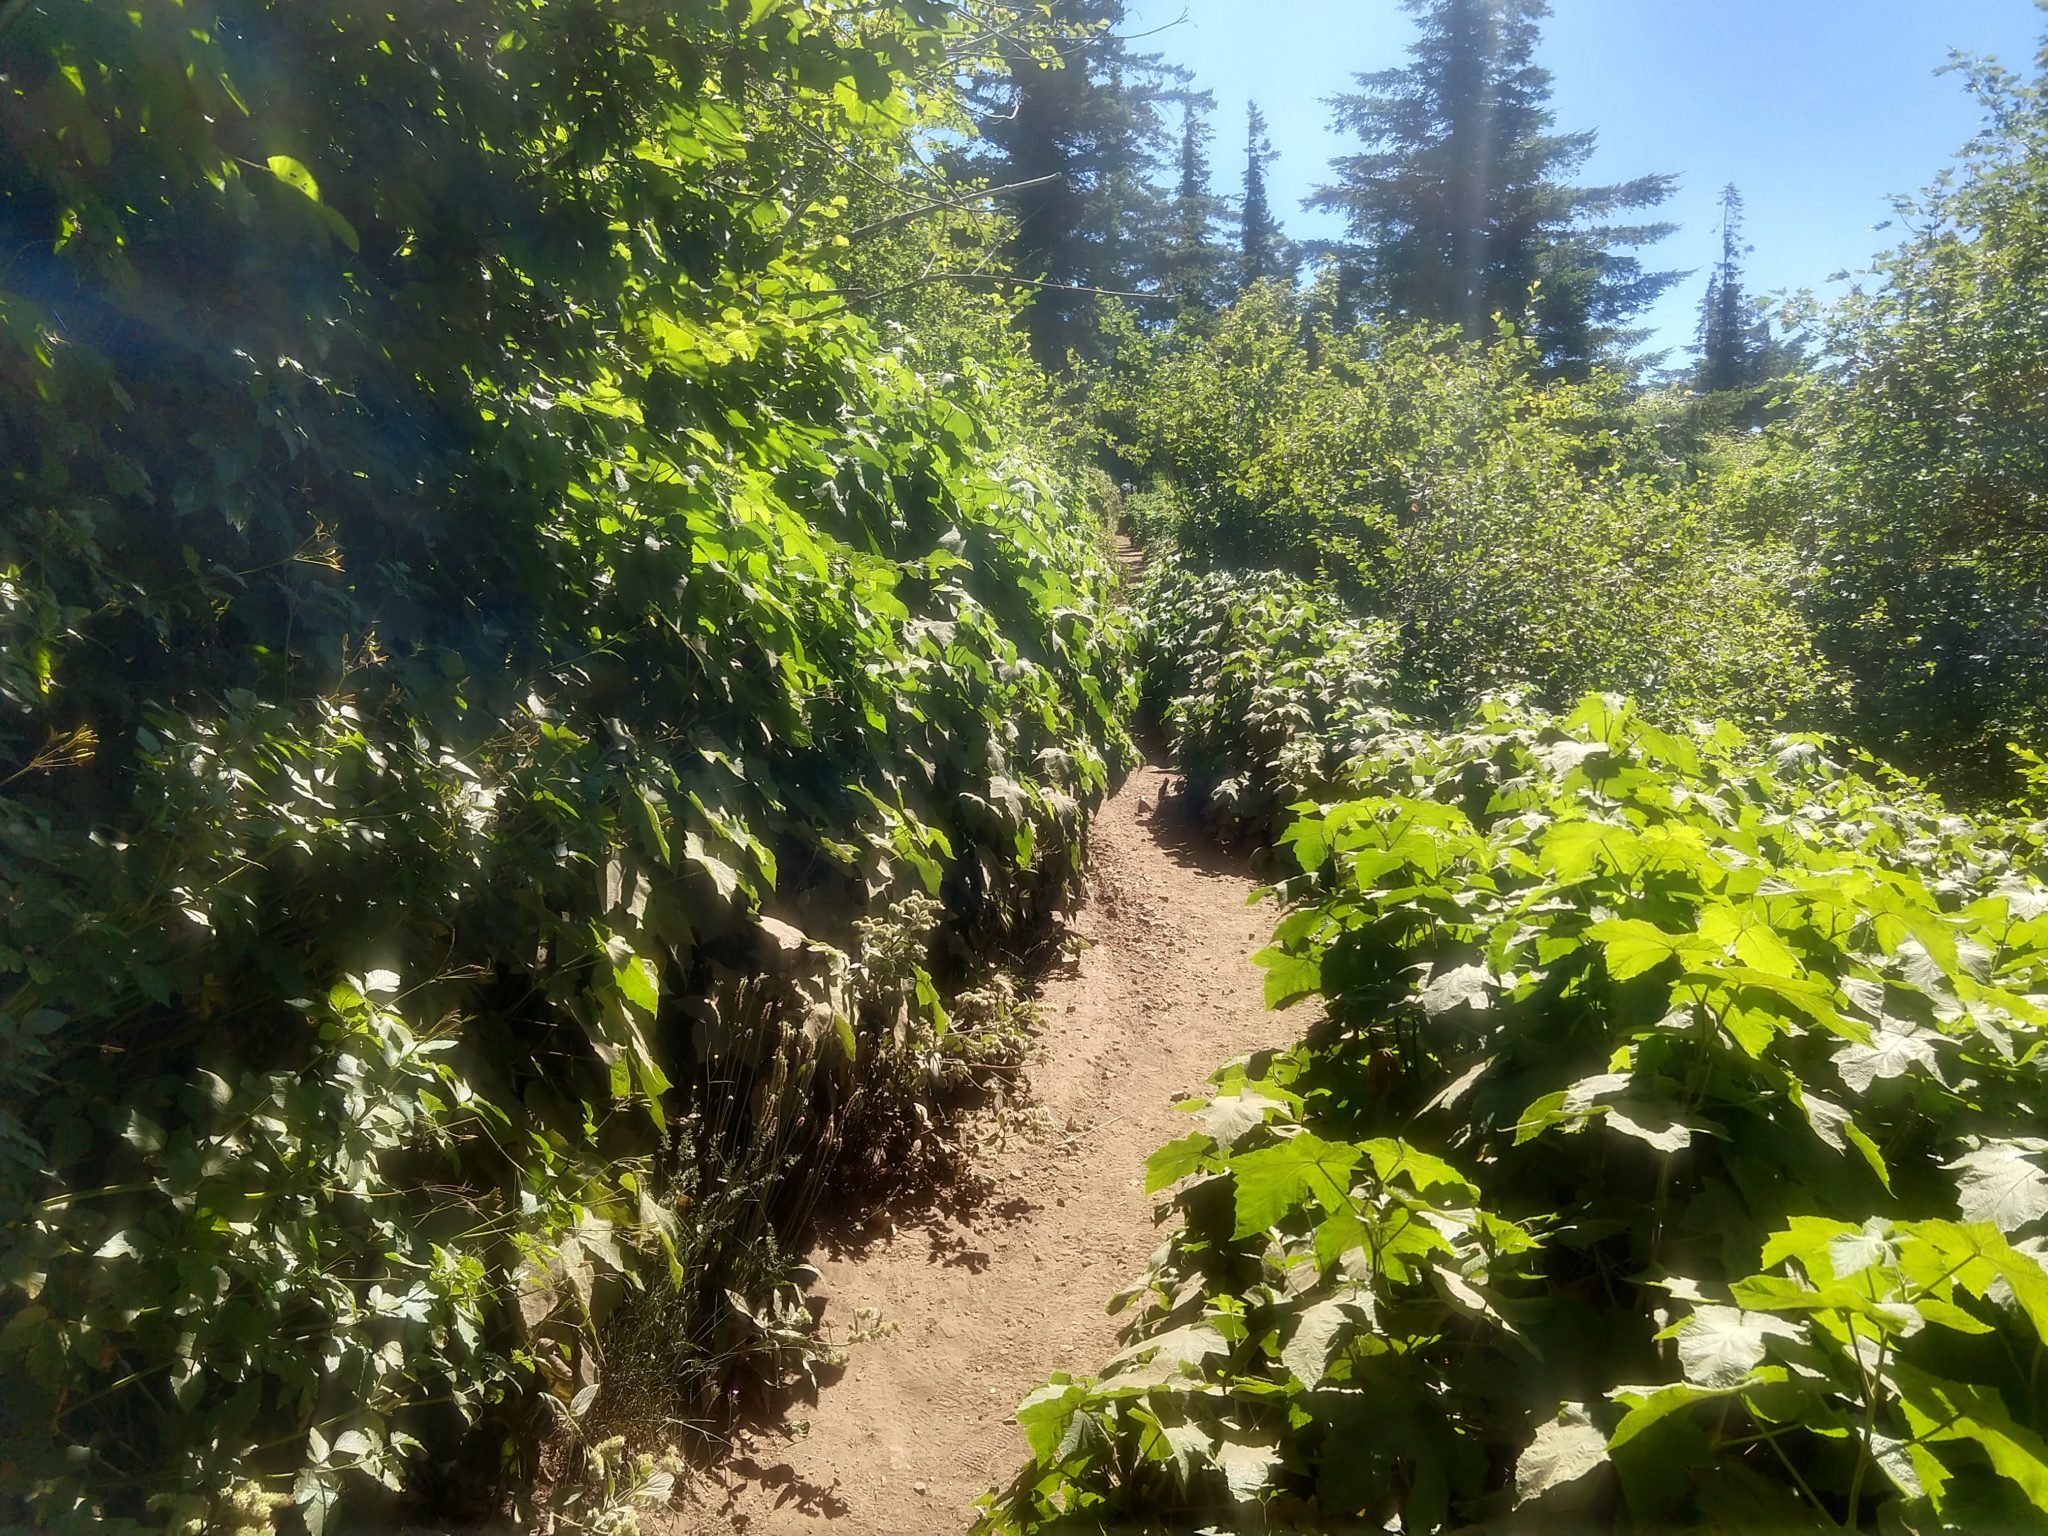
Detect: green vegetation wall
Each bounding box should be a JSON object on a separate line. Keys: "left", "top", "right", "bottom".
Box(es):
{"left": 1794, "top": 51, "right": 2048, "bottom": 791}
{"left": 985, "top": 568, "right": 2048, "bottom": 1534}
{"left": 0, "top": 2, "right": 1132, "bottom": 1529}
{"left": 1103, "top": 284, "right": 1834, "bottom": 733}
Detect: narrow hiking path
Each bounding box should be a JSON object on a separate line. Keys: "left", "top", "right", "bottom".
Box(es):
{"left": 671, "top": 758, "right": 1292, "bottom": 1534}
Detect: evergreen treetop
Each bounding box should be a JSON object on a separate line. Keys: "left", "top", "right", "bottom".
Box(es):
{"left": 1698, "top": 182, "right": 1762, "bottom": 393}
{"left": 1311, "top": 0, "right": 1678, "bottom": 373}
{"left": 1161, "top": 92, "right": 1235, "bottom": 314}
{"left": 959, "top": 0, "right": 1186, "bottom": 367}
{"left": 1239, "top": 100, "right": 1294, "bottom": 291}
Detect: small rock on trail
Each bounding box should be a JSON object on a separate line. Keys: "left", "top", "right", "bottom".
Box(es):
{"left": 667, "top": 759, "right": 1292, "bottom": 1534}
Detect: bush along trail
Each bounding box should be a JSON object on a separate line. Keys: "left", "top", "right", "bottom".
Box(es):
{"left": 979, "top": 562, "right": 2048, "bottom": 1534}
{"left": 0, "top": 5, "right": 1133, "bottom": 1531}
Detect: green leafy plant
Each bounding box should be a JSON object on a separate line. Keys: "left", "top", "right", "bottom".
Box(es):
{"left": 0, "top": 1, "right": 1135, "bottom": 1529}
{"left": 1111, "top": 287, "right": 1835, "bottom": 733}
{"left": 1138, "top": 559, "right": 1397, "bottom": 838}
{"left": 981, "top": 570, "right": 2048, "bottom": 1533}
{"left": 1793, "top": 46, "right": 2048, "bottom": 791}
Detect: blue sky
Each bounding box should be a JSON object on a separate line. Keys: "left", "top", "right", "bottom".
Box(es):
{"left": 1121, "top": 0, "right": 2047, "bottom": 359}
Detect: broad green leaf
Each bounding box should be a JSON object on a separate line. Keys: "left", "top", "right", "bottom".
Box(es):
{"left": 318, "top": 203, "right": 360, "bottom": 252}
{"left": 1915, "top": 1221, "right": 2048, "bottom": 1339}
{"left": 614, "top": 954, "right": 660, "bottom": 1017}
{"left": 1159, "top": 1419, "right": 1212, "bottom": 1484}
{"left": 1189, "top": 1088, "right": 1289, "bottom": 1150}
{"left": 1895, "top": 1358, "right": 2048, "bottom": 1514}
{"left": 1312, "top": 1205, "right": 1369, "bottom": 1272}
{"left": 1587, "top": 919, "right": 1717, "bottom": 981}
{"left": 1844, "top": 1119, "right": 1894, "bottom": 1192}
{"left": 1762, "top": 1215, "right": 1860, "bottom": 1279}
{"left": 1827, "top": 1217, "right": 1900, "bottom": 1278}
{"left": 120, "top": 1109, "right": 166, "bottom": 1155}
{"left": 1513, "top": 1088, "right": 1574, "bottom": 1144}
{"left": 1515, "top": 1405, "right": 1608, "bottom": 1505}
{"left": 1014, "top": 1379, "right": 1087, "bottom": 1463}
{"left": 1542, "top": 819, "right": 1635, "bottom": 881}
{"left": 685, "top": 831, "right": 743, "bottom": 903}
{"left": 1229, "top": 1133, "right": 1361, "bottom": 1238}
{"left": 1674, "top": 1305, "right": 1788, "bottom": 1388}
{"left": 267, "top": 154, "right": 322, "bottom": 201}
{"left": 1214, "top": 1436, "right": 1285, "bottom": 1503}
{"left": 1631, "top": 721, "right": 1702, "bottom": 777}
{"left": 1417, "top": 960, "right": 1491, "bottom": 1016}
{"left": 1280, "top": 816, "right": 1330, "bottom": 873}
{"left": 1145, "top": 1133, "right": 1216, "bottom": 1194}
{"left": 1607, "top": 1380, "right": 1744, "bottom": 1452}
{"left": 1951, "top": 1143, "right": 2048, "bottom": 1233}
{"left": 1278, "top": 1289, "right": 1373, "bottom": 1387}
{"left": 1103, "top": 1322, "right": 1227, "bottom": 1382}
{"left": 1360, "top": 1138, "right": 1473, "bottom": 1198}
{"left": 1835, "top": 1020, "right": 1941, "bottom": 1094}
{"left": 1256, "top": 946, "right": 1322, "bottom": 1008}
{"left": 1602, "top": 1100, "right": 1705, "bottom": 1155}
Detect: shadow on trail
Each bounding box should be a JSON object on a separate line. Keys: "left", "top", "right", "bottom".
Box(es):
{"left": 1139, "top": 772, "right": 1269, "bottom": 885}
{"left": 808, "top": 1166, "right": 1013, "bottom": 1264}
{"left": 721, "top": 1457, "right": 850, "bottom": 1519}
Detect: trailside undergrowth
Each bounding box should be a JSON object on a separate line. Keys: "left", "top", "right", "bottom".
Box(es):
{"left": 1097, "top": 286, "right": 1837, "bottom": 735}
{"left": 1137, "top": 559, "right": 1399, "bottom": 839}
{"left": 0, "top": 3, "right": 1131, "bottom": 1530}
{"left": 981, "top": 569, "right": 2048, "bottom": 1534}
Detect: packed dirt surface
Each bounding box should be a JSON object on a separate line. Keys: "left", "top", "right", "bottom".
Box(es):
{"left": 669, "top": 759, "right": 1293, "bottom": 1535}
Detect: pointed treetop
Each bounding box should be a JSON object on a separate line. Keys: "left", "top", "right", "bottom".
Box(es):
{"left": 1239, "top": 100, "right": 1294, "bottom": 292}
{"left": 1310, "top": 0, "right": 1677, "bottom": 373}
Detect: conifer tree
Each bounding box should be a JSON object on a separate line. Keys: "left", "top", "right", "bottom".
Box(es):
{"left": 960, "top": 0, "right": 1184, "bottom": 367}
{"left": 1239, "top": 100, "right": 1293, "bottom": 291}
{"left": 1311, "top": 0, "right": 1677, "bottom": 373}
{"left": 1697, "top": 183, "right": 1762, "bottom": 393}
{"left": 1159, "top": 94, "right": 1233, "bottom": 314}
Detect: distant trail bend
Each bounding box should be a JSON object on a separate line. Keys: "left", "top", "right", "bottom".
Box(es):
{"left": 672, "top": 757, "right": 1290, "bottom": 1534}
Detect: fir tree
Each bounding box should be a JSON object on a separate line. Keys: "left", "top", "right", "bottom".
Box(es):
{"left": 1159, "top": 94, "right": 1234, "bottom": 314}
{"left": 1697, "top": 183, "right": 1761, "bottom": 393}
{"left": 1311, "top": 0, "right": 1677, "bottom": 373}
{"left": 1239, "top": 100, "right": 1293, "bottom": 291}
{"left": 959, "top": 1, "right": 1184, "bottom": 368}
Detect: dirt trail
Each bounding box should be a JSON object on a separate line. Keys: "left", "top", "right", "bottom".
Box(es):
{"left": 674, "top": 760, "right": 1290, "bottom": 1535}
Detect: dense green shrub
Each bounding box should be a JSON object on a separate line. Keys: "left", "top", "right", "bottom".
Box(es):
{"left": 1138, "top": 561, "right": 1398, "bottom": 836}
{"left": 1793, "top": 50, "right": 2048, "bottom": 790}
{"left": 0, "top": 2, "right": 1131, "bottom": 1529}
{"left": 1389, "top": 422, "right": 1830, "bottom": 729}
{"left": 1115, "top": 289, "right": 1835, "bottom": 732}
{"left": 983, "top": 580, "right": 2048, "bottom": 1533}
